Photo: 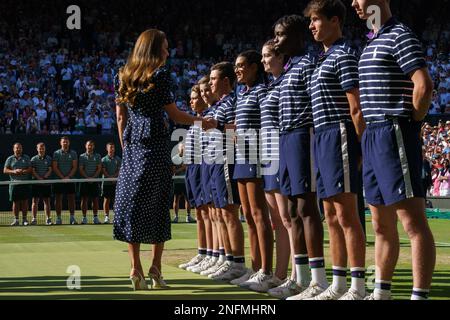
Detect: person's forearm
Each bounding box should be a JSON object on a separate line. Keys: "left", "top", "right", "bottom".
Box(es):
{"left": 69, "top": 167, "right": 77, "bottom": 178}
{"left": 116, "top": 105, "right": 128, "bottom": 149}
{"left": 346, "top": 88, "right": 366, "bottom": 141}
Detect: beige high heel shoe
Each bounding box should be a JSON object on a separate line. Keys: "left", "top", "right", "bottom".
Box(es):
{"left": 130, "top": 269, "right": 148, "bottom": 290}
{"left": 148, "top": 266, "right": 169, "bottom": 289}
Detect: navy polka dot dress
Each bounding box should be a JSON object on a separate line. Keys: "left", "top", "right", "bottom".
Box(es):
{"left": 113, "top": 68, "right": 174, "bottom": 244}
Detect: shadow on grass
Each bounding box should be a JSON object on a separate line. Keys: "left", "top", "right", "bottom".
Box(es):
{"left": 0, "top": 276, "right": 272, "bottom": 300}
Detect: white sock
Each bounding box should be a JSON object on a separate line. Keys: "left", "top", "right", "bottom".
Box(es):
{"left": 374, "top": 280, "right": 391, "bottom": 300}
{"left": 309, "top": 257, "right": 328, "bottom": 289}
{"left": 350, "top": 267, "right": 366, "bottom": 296}
{"left": 411, "top": 288, "right": 429, "bottom": 300}
{"left": 295, "top": 254, "right": 311, "bottom": 287}
{"left": 332, "top": 266, "right": 347, "bottom": 292}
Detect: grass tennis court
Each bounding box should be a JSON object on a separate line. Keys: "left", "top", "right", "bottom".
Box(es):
{"left": 0, "top": 211, "right": 449, "bottom": 300}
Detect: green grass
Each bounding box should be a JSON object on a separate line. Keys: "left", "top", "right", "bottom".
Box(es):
{"left": 0, "top": 211, "right": 449, "bottom": 300}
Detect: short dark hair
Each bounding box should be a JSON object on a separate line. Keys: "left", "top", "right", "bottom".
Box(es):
{"left": 86, "top": 140, "right": 95, "bottom": 145}
{"left": 60, "top": 136, "right": 70, "bottom": 141}
{"left": 304, "top": 0, "right": 347, "bottom": 28}
{"left": 106, "top": 142, "right": 115, "bottom": 148}
{"left": 237, "top": 50, "right": 267, "bottom": 85}
{"left": 274, "top": 14, "right": 307, "bottom": 39}
{"left": 211, "top": 62, "right": 236, "bottom": 87}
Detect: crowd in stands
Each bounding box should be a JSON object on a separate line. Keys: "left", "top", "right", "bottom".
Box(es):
{"left": 0, "top": 0, "right": 449, "bottom": 195}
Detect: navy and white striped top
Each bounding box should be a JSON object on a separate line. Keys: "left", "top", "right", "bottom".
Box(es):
{"left": 201, "top": 102, "right": 220, "bottom": 162}
{"left": 310, "top": 39, "right": 359, "bottom": 129}
{"left": 185, "top": 110, "right": 207, "bottom": 165}
{"left": 261, "top": 76, "right": 284, "bottom": 161}
{"left": 359, "top": 17, "right": 427, "bottom": 123}
{"left": 279, "top": 54, "right": 316, "bottom": 132}
{"left": 210, "top": 93, "right": 237, "bottom": 163}
{"left": 235, "top": 83, "right": 267, "bottom": 163}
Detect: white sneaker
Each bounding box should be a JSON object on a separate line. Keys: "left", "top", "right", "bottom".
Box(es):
{"left": 339, "top": 289, "right": 366, "bottom": 300}
{"left": 179, "top": 254, "right": 205, "bottom": 270}
{"left": 209, "top": 261, "right": 233, "bottom": 279}
{"left": 191, "top": 258, "right": 217, "bottom": 274}
{"left": 214, "top": 264, "right": 248, "bottom": 282}
{"left": 104, "top": 216, "right": 110, "bottom": 224}
{"left": 308, "top": 286, "right": 346, "bottom": 300}
{"left": 230, "top": 268, "right": 255, "bottom": 286}
{"left": 31, "top": 219, "right": 37, "bottom": 226}
{"left": 286, "top": 281, "right": 326, "bottom": 300}
{"left": 364, "top": 292, "right": 392, "bottom": 300}
{"left": 186, "top": 256, "right": 212, "bottom": 272}
{"left": 248, "top": 270, "right": 277, "bottom": 293}
{"left": 200, "top": 260, "right": 225, "bottom": 276}
{"left": 22, "top": 219, "right": 29, "bottom": 226}
{"left": 81, "top": 217, "right": 88, "bottom": 225}
{"left": 239, "top": 271, "right": 261, "bottom": 288}
{"left": 187, "top": 256, "right": 209, "bottom": 272}
{"left": 10, "top": 219, "right": 19, "bottom": 226}
{"left": 266, "top": 275, "right": 284, "bottom": 289}
{"left": 268, "top": 279, "right": 304, "bottom": 299}
{"left": 45, "top": 218, "right": 52, "bottom": 226}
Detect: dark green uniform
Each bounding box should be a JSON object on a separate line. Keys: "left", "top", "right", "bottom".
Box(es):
{"left": 79, "top": 152, "right": 102, "bottom": 197}
{"left": 52, "top": 149, "right": 77, "bottom": 194}
{"left": 4, "top": 154, "right": 31, "bottom": 201}
{"left": 31, "top": 155, "right": 52, "bottom": 198}
{"left": 101, "top": 155, "right": 122, "bottom": 198}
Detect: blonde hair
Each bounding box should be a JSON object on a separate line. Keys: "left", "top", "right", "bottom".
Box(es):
{"left": 116, "top": 29, "right": 167, "bottom": 106}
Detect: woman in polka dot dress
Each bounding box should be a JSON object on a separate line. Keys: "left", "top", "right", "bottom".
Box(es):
{"left": 114, "top": 29, "right": 215, "bottom": 290}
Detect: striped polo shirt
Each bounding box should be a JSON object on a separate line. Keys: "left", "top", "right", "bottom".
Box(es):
{"left": 211, "top": 93, "right": 237, "bottom": 163}
{"left": 185, "top": 109, "right": 208, "bottom": 165}
{"left": 4, "top": 154, "right": 31, "bottom": 181}
{"left": 261, "top": 75, "right": 284, "bottom": 161}
{"left": 52, "top": 149, "right": 77, "bottom": 177}
{"left": 102, "top": 155, "right": 121, "bottom": 185}
{"left": 310, "top": 39, "right": 359, "bottom": 129}
{"left": 235, "top": 82, "right": 267, "bottom": 163}
{"left": 201, "top": 102, "right": 220, "bottom": 164}
{"left": 79, "top": 152, "right": 102, "bottom": 177}
{"left": 31, "top": 155, "right": 52, "bottom": 179}
{"left": 279, "top": 54, "right": 316, "bottom": 132}
{"left": 359, "top": 17, "right": 427, "bottom": 123}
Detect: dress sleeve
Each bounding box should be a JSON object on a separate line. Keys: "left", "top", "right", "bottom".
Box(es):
{"left": 155, "top": 69, "right": 176, "bottom": 106}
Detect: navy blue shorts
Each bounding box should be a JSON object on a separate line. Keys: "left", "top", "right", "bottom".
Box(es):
{"left": 262, "top": 161, "right": 280, "bottom": 192}
{"left": 233, "top": 163, "right": 261, "bottom": 180}
{"left": 210, "top": 162, "right": 240, "bottom": 209}
{"left": 200, "top": 163, "right": 214, "bottom": 205}
{"left": 279, "top": 128, "right": 315, "bottom": 196}
{"left": 314, "top": 122, "right": 361, "bottom": 199}
{"left": 362, "top": 119, "right": 424, "bottom": 206}
{"left": 185, "top": 164, "right": 203, "bottom": 208}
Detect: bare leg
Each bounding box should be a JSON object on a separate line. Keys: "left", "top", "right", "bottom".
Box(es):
{"left": 238, "top": 181, "right": 260, "bottom": 271}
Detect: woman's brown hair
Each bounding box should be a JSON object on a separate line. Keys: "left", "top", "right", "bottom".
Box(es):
{"left": 116, "top": 29, "right": 167, "bottom": 106}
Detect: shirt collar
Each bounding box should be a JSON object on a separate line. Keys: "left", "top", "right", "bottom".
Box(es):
{"left": 284, "top": 55, "right": 303, "bottom": 72}
{"left": 317, "top": 38, "right": 345, "bottom": 65}
{"left": 366, "top": 16, "right": 398, "bottom": 42}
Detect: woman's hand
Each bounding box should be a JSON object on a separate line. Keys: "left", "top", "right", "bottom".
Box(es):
{"left": 201, "top": 118, "right": 217, "bottom": 130}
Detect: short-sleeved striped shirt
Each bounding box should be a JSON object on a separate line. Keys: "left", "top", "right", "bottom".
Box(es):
{"left": 185, "top": 110, "right": 207, "bottom": 165}
{"left": 102, "top": 155, "right": 121, "bottom": 185}
{"left": 31, "top": 155, "right": 52, "bottom": 179}
{"left": 261, "top": 76, "right": 284, "bottom": 161}
{"left": 201, "top": 102, "right": 220, "bottom": 163}
{"left": 310, "top": 39, "right": 359, "bottom": 129}
{"left": 210, "top": 93, "right": 237, "bottom": 163}
{"left": 4, "top": 155, "right": 31, "bottom": 181}
{"left": 279, "top": 54, "right": 316, "bottom": 132}
{"left": 359, "top": 17, "right": 427, "bottom": 123}
{"left": 79, "top": 153, "right": 102, "bottom": 177}
{"left": 52, "top": 149, "right": 77, "bottom": 178}
{"left": 235, "top": 83, "right": 267, "bottom": 163}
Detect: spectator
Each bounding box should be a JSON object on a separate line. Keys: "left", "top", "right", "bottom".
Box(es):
{"left": 438, "top": 159, "right": 450, "bottom": 196}
{"left": 85, "top": 109, "right": 99, "bottom": 134}
{"left": 101, "top": 143, "right": 121, "bottom": 224}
